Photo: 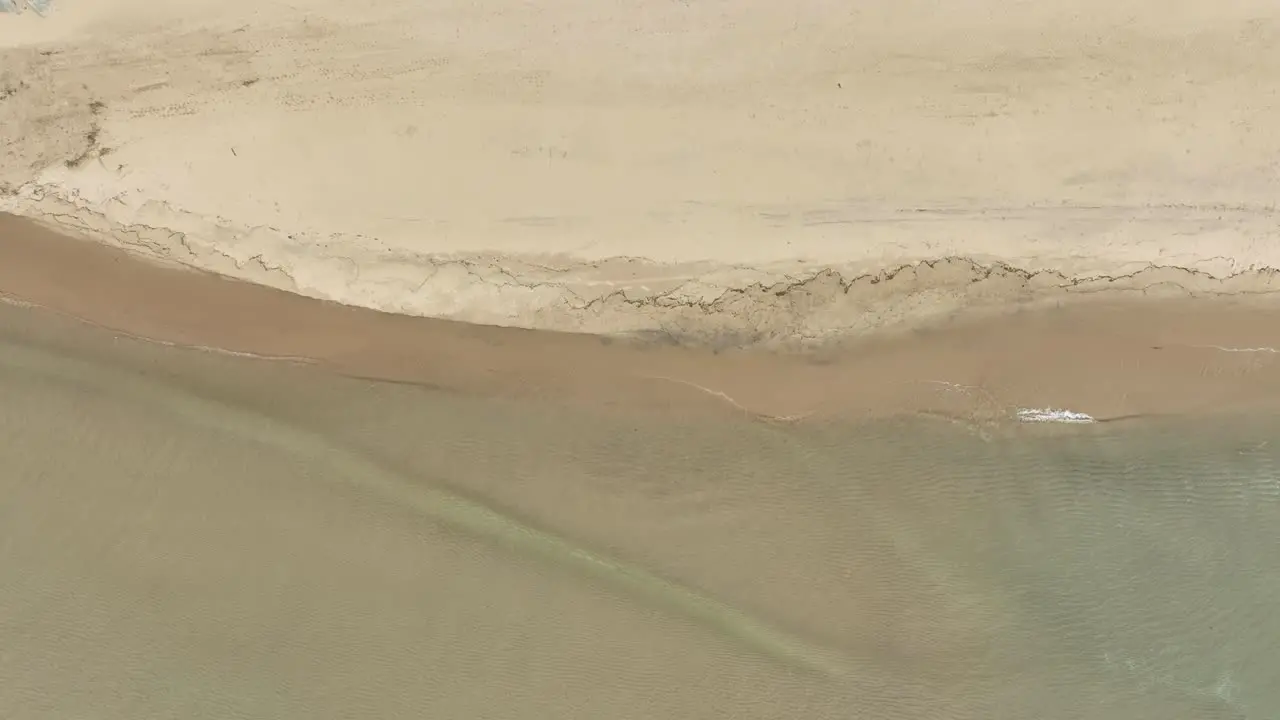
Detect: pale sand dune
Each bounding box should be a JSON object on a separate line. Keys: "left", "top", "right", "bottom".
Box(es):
{"left": 3, "top": 0, "right": 1280, "bottom": 342}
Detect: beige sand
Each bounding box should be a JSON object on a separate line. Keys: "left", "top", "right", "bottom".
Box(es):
{"left": 4, "top": 0, "right": 1280, "bottom": 342}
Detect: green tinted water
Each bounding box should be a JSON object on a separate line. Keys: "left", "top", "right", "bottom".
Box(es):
{"left": 1, "top": 315, "right": 1277, "bottom": 718}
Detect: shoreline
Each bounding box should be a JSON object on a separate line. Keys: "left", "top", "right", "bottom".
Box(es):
{"left": 7, "top": 191, "right": 1280, "bottom": 348}
{"left": 7, "top": 213, "right": 1280, "bottom": 426}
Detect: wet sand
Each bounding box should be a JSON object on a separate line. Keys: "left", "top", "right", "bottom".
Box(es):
{"left": 4, "top": 217, "right": 1280, "bottom": 719}
{"left": 7, "top": 213, "right": 1280, "bottom": 425}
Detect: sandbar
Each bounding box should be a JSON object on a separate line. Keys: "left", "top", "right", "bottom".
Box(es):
{"left": 4, "top": 0, "right": 1280, "bottom": 344}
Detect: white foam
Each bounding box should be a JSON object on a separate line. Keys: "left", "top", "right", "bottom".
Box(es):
{"left": 1017, "top": 408, "right": 1096, "bottom": 424}
{"left": 1197, "top": 345, "right": 1280, "bottom": 353}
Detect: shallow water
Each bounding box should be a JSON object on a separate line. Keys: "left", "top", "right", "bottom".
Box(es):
{"left": 1, "top": 313, "right": 1278, "bottom": 719}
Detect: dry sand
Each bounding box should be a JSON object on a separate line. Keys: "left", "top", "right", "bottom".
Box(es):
{"left": 4, "top": 0, "right": 1280, "bottom": 343}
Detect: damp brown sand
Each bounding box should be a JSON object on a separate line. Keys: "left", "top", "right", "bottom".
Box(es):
{"left": 5, "top": 212, "right": 1280, "bottom": 426}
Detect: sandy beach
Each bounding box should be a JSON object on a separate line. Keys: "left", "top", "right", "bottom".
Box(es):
{"left": 4, "top": 0, "right": 1280, "bottom": 344}
{"left": 5, "top": 1, "right": 1280, "bottom": 718}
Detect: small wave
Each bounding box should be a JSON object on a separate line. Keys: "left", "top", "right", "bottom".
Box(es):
{"left": 1198, "top": 345, "right": 1280, "bottom": 353}
{"left": 1017, "top": 407, "right": 1096, "bottom": 424}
